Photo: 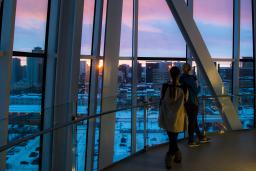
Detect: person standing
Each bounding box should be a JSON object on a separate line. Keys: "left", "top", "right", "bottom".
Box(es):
{"left": 158, "top": 66, "right": 187, "bottom": 169}
{"left": 180, "top": 63, "right": 209, "bottom": 147}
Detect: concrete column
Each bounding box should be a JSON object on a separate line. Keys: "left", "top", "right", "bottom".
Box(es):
{"left": 98, "top": 0, "right": 123, "bottom": 169}
{"left": 86, "top": 0, "right": 103, "bottom": 170}
{"left": 51, "top": 0, "right": 84, "bottom": 170}
{"left": 0, "top": 0, "right": 17, "bottom": 170}
{"left": 41, "top": 0, "right": 60, "bottom": 170}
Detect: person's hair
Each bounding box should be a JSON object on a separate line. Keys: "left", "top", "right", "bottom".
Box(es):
{"left": 169, "top": 66, "right": 180, "bottom": 99}
{"left": 182, "top": 63, "right": 191, "bottom": 74}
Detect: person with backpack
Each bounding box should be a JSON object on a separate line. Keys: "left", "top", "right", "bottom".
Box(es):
{"left": 179, "top": 63, "right": 209, "bottom": 147}
{"left": 158, "top": 66, "right": 188, "bottom": 169}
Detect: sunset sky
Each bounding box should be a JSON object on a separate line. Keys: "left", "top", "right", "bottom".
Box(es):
{"left": 13, "top": 0, "right": 253, "bottom": 59}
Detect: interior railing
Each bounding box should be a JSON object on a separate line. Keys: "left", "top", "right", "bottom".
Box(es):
{"left": 1, "top": 94, "right": 255, "bottom": 170}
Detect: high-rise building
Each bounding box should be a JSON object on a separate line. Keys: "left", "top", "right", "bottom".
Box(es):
{"left": 27, "top": 47, "right": 44, "bottom": 87}
{"left": 11, "top": 58, "right": 22, "bottom": 84}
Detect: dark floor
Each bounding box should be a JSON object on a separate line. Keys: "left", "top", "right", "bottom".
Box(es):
{"left": 107, "top": 130, "right": 256, "bottom": 171}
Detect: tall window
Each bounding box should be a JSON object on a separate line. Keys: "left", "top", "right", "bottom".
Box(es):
{"left": 194, "top": 0, "right": 233, "bottom": 58}
{"left": 239, "top": 0, "right": 254, "bottom": 128}
{"left": 76, "top": 59, "right": 91, "bottom": 171}
{"left": 138, "top": 0, "right": 186, "bottom": 57}
{"left": 114, "top": 60, "right": 132, "bottom": 161}
{"left": 13, "top": 0, "right": 48, "bottom": 52}
{"left": 100, "top": 0, "right": 108, "bottom": 56}
{"left": 120, "top": 0, "right": 133, "bottom": 57}
{"left": 8, "top": 0, "right": 49, "bottom": 170}
{"left": 81, "top": 0, "right": 95, "bottom": 55}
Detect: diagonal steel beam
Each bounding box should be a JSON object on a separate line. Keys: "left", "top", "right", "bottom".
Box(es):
{"left": 166, "top": 0, "right": 242, "bottom": 130}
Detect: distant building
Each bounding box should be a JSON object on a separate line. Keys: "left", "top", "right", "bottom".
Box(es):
{"left": 146, "top": 62, "right": 172, "bottom": 84}
{"left": 27, "top": 47, "right": 44, "bottom": 87}
{"left": 118, "top": 64, "right": 131, "bottom": 83}
{"left": 11, "top": 58, "right": 22, "bottom": 84}
{"left": 146, "top": 63, "right": 158, "bottom": 83}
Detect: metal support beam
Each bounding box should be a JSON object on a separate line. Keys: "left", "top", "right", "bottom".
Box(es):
{"left": 131, "top": 0, "right": 138, "bottom": 154}
{"left": 41, "top": 0, "right": 60, "bottom": 170}
{"left": 0, "top": 1, "right": 16, "bottom": 170}
{"left": 166, "top": 0, "right": 242, "bottom": 130}
{"left": 252, "top": 0, "right": 256, "bottom": 128}
{"left": 98, "top": 0, "right": 123, "bottom": 169}
{"left": 51, "top": 0, "right": 84, "bottom": 170}
{"left": 86, "top": 0, "right": 103, "bottom": 170}
{"left": 232, "top": 0, "right": 241, "bottom": 113}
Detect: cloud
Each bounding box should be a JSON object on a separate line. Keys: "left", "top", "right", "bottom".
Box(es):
{"left": 194, "top": 0, "right": 234, "bottom": 27}
{"left": 121, "top": 0, "right": 176, "bottom": 33}
{"left": 241, "top": 0, "right": 252, "bottom": 28}
{"left": 82, "top": 0, "right": 95, "bottom": 25}
{"left": 15, "top": 0, "right": 48, "bottom": 30}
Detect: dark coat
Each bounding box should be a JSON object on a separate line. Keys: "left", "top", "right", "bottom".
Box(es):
{"left": 179, "top": 74, "right": 200, "bottom": 105}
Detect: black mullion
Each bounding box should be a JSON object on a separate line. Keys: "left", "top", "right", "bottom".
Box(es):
{"left": 252, "top": 0, "right": 256, "bottom": 128}
{"left": 13, "top": 51, "right": 46, "bottom": 58}
{"left": 137, "top": 57, "right": 187, "bottom": 61}
{"left": 0, "top": 0, "right": 4, "bottom": 43}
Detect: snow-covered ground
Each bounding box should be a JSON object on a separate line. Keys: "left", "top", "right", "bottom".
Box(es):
{"left": 6, "top": 137, "right": 39, "bottom": 171}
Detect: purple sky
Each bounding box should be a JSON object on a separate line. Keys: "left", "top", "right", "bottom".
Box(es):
{"left": 13, "top": 0, "right": 253, "bottom": 58}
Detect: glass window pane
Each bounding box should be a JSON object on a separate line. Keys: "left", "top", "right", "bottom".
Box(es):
{"left": 0, "top": 0, "right": 3, "bottom": 39}
{"left": 194, "top": 0, "right": 233, "bottom": 58}
{"left": 137, "top": 60, "right": 186, "bottom": 146}
{"left": 100, "top": 0, "right": 108, "bottom": 56}
{"left": 239, "top": 61, "right": 254, "bottom": 129}
{"left": 217, "top": 61, "right": 232, "bottom": 95}
{"left": 192, "top": 61, "right": 226, "bottom": 133}
{"left": 78, "top": 59, "right": 91, "bottom": 115}
{"left": 76, "top": 59, "right": 91, "bottom": 171}
{"left": 239, "top": 0, "right": 253, "bottom": 129}
{"left": 81, "top": 0, "right": 95, "bottom": 55}
{"left": 138, "top": 0, "right": 186, "bottom": 57}
{"left": 13, "top": 0, "right": 48, "bottom": 52}
{"left": 114, "top": 60, "right": 132, "bottom": 161}
{"left": 120, "top": 0, "right": 133, "bottom": 57}
{"left": 240, "top": 0, "right": 253, "bottom": 58}
{"left": 8, "top": 56, "right": 44, "bottom": 170}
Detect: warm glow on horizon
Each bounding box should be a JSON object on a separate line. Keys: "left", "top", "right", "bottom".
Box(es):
{"left": 98, "top": 60, "right": 103, "bottom": 69}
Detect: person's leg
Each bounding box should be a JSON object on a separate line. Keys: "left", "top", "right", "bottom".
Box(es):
{"left": 186, "top": 104, "right": 195, "bottom": 142}
{"left": 167, "top": 131, "right": 179, "bottom": 155}
{"left": 193, "top": 105, "right": 202, "bottom": 138}
{"left": 187, "top": 104, "right": 201, "bottom": 147}
{"left": 171, "top": 132, "right": 182, "bottom": 163}
{"left": 166, "top": 131, "right": 176, "bottom": 169}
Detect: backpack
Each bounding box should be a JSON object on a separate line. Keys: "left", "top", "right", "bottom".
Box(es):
{"left": 158, "top": 83, "right": 188, "bottom": 132}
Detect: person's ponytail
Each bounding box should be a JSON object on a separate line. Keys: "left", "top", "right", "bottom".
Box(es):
{"left": 169, "top": 67, "right": 180, "bottom": 99}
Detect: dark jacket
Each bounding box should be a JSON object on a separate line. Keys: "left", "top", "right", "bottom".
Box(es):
{"left": 179, "top": 73, "right": 200, "bottom": 105}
